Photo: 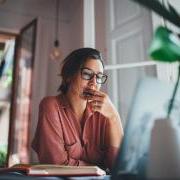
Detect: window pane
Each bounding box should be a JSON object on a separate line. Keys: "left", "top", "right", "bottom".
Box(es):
{"left": 0, "top": 38, "right": 15, "bottom": 167}
{"left": 105, "top": 65, "right": 157, "bottom": 127}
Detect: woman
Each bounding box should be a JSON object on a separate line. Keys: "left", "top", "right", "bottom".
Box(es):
{"left": 32, "top": 48, "right": 123, "bottom": 170}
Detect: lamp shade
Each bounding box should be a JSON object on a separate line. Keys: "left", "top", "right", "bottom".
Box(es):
{"left": 149, "top": 26, "right": 180, "bottom": 62}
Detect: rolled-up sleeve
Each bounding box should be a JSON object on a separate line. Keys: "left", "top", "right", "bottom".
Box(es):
{"left": 104, "top": 146, "right": 119, "bottom": 169}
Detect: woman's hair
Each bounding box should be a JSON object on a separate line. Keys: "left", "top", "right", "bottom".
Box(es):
{"left": 59, "top": 47, "right": 104, "bottom": 94}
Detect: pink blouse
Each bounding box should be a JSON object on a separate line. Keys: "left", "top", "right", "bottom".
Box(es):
{"left": 32, "top": 94, "right": 119, "bottom": 169}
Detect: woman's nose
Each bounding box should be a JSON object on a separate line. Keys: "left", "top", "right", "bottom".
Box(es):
{"left": 88, "top": 75, "right": 97, "bottom": 87}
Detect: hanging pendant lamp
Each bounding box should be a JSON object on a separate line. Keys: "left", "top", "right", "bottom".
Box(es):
{"left": 50, "top": 0, "right": 61, "bottom": 60}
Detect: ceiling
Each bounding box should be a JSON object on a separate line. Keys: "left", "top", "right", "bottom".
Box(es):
{"left": 0, "top": 0, "right": 6, "bottom": 5}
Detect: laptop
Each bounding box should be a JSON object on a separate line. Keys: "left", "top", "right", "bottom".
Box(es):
{"left": 111, "top": 77, "right": 180, "bottom": 179}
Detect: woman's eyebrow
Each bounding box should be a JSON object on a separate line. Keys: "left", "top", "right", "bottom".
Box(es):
{"left": 83, "top": 67, "right": 103, "bottom": 74}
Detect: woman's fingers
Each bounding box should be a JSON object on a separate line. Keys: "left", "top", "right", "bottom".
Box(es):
{"left": 86, "top": 90, "right": 114, "bottom": 116}
{"left": 88, "top": 100, "right": 102, "bottom": 111}
{"left": 86, "top": 88, "right": 105, "bottom": 97}
{"left": 90, "top": 100, "right": 103, "bottom": 106}
{"left": 86, "top": 90, "right": 106, "bottom": 101}
{"left": 88, "top": 96, "right": 104, "bottom": 103}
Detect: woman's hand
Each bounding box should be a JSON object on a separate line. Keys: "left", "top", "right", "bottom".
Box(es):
{"left": 87, "top": 89, "right": 118, "bottom": 120}
{"left": 86, "top": 89, "right": 124, "bottom": 147}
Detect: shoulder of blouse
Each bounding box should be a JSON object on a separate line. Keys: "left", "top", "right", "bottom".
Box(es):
{"left": 39, "top": 95, "right": 59, "bottom": 109}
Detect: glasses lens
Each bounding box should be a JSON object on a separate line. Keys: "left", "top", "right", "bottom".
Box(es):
{"left": 81, "top": 68, "right": 107, "bottom": 84}
{"left": 96, "top": 74, "right": 107, "bottom": 84}
{"left": 81, "top": 68, "right": 93, "bottom": 80}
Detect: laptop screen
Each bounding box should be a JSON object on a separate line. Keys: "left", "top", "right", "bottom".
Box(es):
{"left": 111, "top": 77, "right": 180, "bottom": 179}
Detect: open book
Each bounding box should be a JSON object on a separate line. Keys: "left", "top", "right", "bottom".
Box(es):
{"left": 2, "top": 164, "right": 106, "bottom": 176}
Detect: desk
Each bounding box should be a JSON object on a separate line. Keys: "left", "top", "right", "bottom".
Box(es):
{"left": 0, "top": 172, "right": 110, "bottom": 180}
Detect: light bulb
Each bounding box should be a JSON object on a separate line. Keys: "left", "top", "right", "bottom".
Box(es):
{"left": 50, "top": 40, "right": 61, "bottom": 60}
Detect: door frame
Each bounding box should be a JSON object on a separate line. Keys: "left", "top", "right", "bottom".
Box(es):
{"left": 7, "top": 19, "right": 37, "bottom": 167}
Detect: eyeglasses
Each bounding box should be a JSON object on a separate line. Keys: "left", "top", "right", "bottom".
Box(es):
{"left": 80, "top": 67, "right": 108, "bottom": 84}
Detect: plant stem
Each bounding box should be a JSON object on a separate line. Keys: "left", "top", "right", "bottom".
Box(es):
{"left": 167, "top": 63, "right": 180, "bottom": 118}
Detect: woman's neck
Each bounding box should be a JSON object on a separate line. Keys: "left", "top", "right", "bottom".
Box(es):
{"left": 65, "top": 91, "right": 87, "bottom": 121}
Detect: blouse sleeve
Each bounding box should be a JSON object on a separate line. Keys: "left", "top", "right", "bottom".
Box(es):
{"left": 32, "top": 97, "right": 91, "bottom": 166}
{"left": 104, "top": 117, "right": 120, "bottom": 170}
{"left": 104, "top": 146, "right": 119, "bottom": 170}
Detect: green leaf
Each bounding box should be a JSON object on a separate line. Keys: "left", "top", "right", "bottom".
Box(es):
{"left": 131, "top": 0, "right": 180, "bottom": 28}
{"left": 167, "top": 2, "right": 180, "bottom": 20}
{"left": 168, "top": 2, "right": 180, "bottom": 21}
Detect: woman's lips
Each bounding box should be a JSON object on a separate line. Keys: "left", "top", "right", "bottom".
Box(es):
{"left": 83, "top": 88, "right": 94, "bottom": 97}
{"left": 83, "top": 91, "right": 94, "bottom": 97}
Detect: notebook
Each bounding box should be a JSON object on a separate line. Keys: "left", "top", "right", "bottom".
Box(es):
{"left": 0, "top": 164, "right": 106, "bottom": 176}
{"left": 111, "top": 77, "right": 180, "bottom": 179}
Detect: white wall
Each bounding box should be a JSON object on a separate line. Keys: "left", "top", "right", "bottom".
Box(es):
{"left": 0, "top": 0, "right": 83, "bottom": 162}
{"left": 47, "top": 0, "right": 84, "bottom": 95}
{"left": 95, "top": 0, "right": 107, "bottom": 62}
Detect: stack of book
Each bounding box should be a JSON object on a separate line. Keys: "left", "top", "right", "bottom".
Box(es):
{"left": 0, "top": 164, "right": 106, "bottom": 176}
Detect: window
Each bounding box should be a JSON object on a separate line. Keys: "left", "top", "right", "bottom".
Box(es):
{"left": 90, "top": 0, "right": 178, "bottom": 126}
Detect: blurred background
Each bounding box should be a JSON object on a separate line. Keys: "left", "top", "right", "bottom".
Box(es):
{"left": 0, "top": 0, "right": 179, "bottom": 166}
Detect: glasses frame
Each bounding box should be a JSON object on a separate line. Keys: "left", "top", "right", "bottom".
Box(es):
{"left": 80, "top": 67, "right": 108, "bottom": 84}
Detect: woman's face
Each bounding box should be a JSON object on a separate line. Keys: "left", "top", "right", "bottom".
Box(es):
{"left": 68, "top": 58, "right": 104, "bottom": 99}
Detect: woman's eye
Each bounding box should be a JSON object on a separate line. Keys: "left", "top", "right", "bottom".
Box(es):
{"left": 83, "top": 72, "right": 91, "bottom": 76}
{"left": 84, "top": 72, "right": 90, "bottom": 75}
{"left": 82, "top": 72, "right": 92, "bottom": 80}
